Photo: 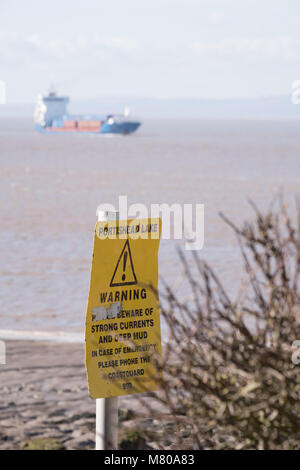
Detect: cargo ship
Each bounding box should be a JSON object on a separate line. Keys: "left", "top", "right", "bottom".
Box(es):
{"left": 34, "top": 91, "right": 141, "bottom": 135}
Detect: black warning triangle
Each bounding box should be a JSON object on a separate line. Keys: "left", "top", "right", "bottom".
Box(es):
{"left": 110, "top": 239, "right": 138, "bottom": 287}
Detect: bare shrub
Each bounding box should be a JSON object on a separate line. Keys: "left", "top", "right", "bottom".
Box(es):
{"left": 137, "top": 200, "right": 300, "bottom": 450}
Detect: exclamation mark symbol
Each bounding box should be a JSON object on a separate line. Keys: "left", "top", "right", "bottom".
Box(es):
{"left": 122, "top": 251, "right": 128, "bottom": 282}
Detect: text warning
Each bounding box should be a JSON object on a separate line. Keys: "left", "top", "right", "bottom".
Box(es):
{"left": 85, "top": 218, "right": 162, "bottom": 399}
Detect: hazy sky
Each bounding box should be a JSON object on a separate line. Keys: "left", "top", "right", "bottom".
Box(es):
{"left": 1, "top": 0, "right": 300, "bottom": 102}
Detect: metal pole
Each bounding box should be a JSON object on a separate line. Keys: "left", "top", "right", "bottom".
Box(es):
{"left": 96, "top": 210, "right": 119, "bottom": 451}
{"left": 96, "top": 395, "right": 118, "bottom": 450}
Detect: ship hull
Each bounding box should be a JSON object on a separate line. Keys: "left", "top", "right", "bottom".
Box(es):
{"left": 100, "top": 121, "right": 140, "bottom": 134}
{"left": 36, "top": 121, "right": 141, "bottom": 135}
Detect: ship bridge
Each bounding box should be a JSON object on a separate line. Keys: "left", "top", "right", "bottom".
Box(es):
{"left": 42, "top": 92, "right": 69, "bottom": 126}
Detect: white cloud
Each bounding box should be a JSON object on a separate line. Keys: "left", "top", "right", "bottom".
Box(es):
{"left": 24, "top": 34, "right": 41, "bottom": 46}
{"left": 1, "top": 29, "right": 300, "bottom": 101}
{"left": 0, "top": 31, "right": 142, "bottom": 100}
{"left": 95, "top": 35, "right": 137, "bottom": 51}
{"left": 208, "top": 10, "right": 225, "bottom": 24}
{"left": 192, "top": 36, "right": 300, "bottom": 62}
{"left": 0, "top": 32, "right": 137, "bottom": 65}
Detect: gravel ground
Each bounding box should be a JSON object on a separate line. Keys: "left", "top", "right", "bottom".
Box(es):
{"left": 0, "top": 340, "right": 160, "bottom": 450}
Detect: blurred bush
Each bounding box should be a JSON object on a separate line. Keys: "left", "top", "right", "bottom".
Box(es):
{"left": 139, "top": 199, "right": 300, "bottom": 450}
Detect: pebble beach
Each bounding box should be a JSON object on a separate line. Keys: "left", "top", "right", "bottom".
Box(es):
{"left": 0, "top": 340, "right": 152, "bottom": 450}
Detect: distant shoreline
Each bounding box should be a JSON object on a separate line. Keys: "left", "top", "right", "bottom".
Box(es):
{"left": 1, "top": 95, "right": 300, "bottom": 120}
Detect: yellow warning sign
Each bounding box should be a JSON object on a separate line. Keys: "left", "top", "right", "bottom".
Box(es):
{"left": 85, "top": 218, "right": 162, "bottom": 399}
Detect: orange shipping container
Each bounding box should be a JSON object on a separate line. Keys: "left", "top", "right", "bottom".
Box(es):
{"left": 77, "top": 121, "right": 88, "bottom": 128}
{"left": 78, "top": 120, "right": 101, "bottom": 128}
{"left": 64, "top": 120, "right": 76, "bottom": 128}
{"left": 88, "top": 121, "right": 101, "bottom": 127}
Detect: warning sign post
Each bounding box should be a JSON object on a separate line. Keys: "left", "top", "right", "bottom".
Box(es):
{"left": 85, "top": 217, "right": 162, "bottom": 400}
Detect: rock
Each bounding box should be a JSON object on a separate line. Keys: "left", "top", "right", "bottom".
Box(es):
{"left": 66, "top": 438, "right": 94, "bottom": 450}
{"left": 69, "top": 412, "right": 94, "bottom": 422}
{"left": 118, "top": 407, "right": 134, "bottom": 422}
{"left": 119, "top": 430, "right": 146, "bottom": 450}
{"left": 21, "top": 438, "right": 65, "bottom": 450}
{"left": 48, "top": 409, "right": 66, "bottom": 418}
{"left": 163, "top": 440, "right": 172, "bottom": 447}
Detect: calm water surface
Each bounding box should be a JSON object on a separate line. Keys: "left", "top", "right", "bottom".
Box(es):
{"left": 1, "top": 118, "right": 300, "bottom": 333}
